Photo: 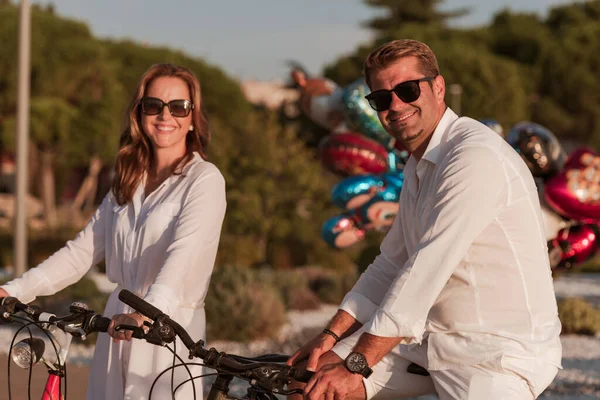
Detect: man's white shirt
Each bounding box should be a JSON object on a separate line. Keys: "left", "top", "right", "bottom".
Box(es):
{"left": 340, "top": 108, "right": 562, "bottom": 370}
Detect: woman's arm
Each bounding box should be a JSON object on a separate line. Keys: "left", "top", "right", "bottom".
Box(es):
{"left": 0, "top": 194, "right": 110, "bottom": 303}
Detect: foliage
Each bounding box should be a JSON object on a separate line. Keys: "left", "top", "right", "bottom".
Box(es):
{"left": 205, "top": 265, "right": 286, "bottom": 342}
{"left": 257, "top": 268, "right": 321, "bottom": 311}
{"left": 558, "top": 297, "right": 600, "bottom": 335}
{"left": 215, "top": 110, "right": 337, "bottom": 267}
{"left": 303, "top": 266, "right": 359, "bottom": 305}
{"left": 363, "top": 0, "right": 469, "bottom": 32}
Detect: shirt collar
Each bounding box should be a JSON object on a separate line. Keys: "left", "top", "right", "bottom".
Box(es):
{"left": 181, "top": 152, "right": 203, "bottom": 177}
{"left": 421, "top": 107, "right": 458, "bottom": 165}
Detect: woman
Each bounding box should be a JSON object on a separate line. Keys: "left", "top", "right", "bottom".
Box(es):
{"left": 0, "top": 63, "right": 226, "bottom": 399}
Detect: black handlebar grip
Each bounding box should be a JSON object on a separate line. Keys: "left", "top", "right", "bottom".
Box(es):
{"left": 90, "top": 315, "right": 111, "bottom": 332}
{"left": 290, "top": 368, "right": 314, "bottom": 383}
{"left": 118, "top": 290, "right": 163, "bottom": 320}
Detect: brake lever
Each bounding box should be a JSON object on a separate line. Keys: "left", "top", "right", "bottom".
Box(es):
{"left": 247, "top": 364, "right": 292, "bottom": 395}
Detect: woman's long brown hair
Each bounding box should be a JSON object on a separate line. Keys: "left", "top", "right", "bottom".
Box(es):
{"left": 112, "top": 63, "right": 210, "bottom": 205}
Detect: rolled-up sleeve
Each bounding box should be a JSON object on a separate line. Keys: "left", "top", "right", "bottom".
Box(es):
{"left": 363, "top": 145, "right": 508, "bottom": 342}
{"left": 340, "top": 203, "right": 409, "bottom": 324}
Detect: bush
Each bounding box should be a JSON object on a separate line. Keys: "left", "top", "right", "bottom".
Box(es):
{"left": 558, "top": 297, "right": 600, "bottom": 335}
{"left": 205, "top": 265, "right": 285, "bottom": 342}
{"left": 258, "top": 269, "right": 321, "bottom": 311}
{"left": 303, "top": 266, "right": 358, "bottom": 305}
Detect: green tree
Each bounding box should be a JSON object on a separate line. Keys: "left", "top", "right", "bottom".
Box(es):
{"left": 533, "top": 1, "right": 600, "bottom": 144}
{"left": 0, "top": 4, "right": 123, "bottom": 228}
{"left": 214, "top": 110, "right": 336, "bottom": 268}
{"left": 363, "top": 0, "right": 469, "bottom": 33}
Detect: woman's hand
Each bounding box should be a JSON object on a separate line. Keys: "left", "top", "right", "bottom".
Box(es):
{"left": 0, "top": 288, "right": 9, "bottom": 298}
{"left": 107, "top": 312, "right": 146, "bottom": 343}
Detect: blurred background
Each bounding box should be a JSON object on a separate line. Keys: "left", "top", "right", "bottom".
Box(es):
{"left": 0, "top": 1, "right": 600, "bottom": 397}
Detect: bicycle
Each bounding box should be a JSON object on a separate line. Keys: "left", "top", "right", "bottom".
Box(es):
{"left": 0, "top": 296, "right": 142, "bottom": 400}
{"left": 2, "top": 291, "right": 313, "bottom": 400}
{"left": 116, "top": 288, "right": 314, "bottom": 400}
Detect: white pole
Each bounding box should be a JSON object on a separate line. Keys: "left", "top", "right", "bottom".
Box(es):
{"left": 449, "top": 84, "right": 462, "bottom": 116}
{"left": 14, "top": 0, "right": 31, "bottom": 277}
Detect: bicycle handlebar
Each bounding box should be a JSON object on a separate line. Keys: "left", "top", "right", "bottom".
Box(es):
{"left": 117, "top": 289, "right": 314, "bottom": 385}
{"left": 1, "top": 296, "right": 144, "bottom": 339}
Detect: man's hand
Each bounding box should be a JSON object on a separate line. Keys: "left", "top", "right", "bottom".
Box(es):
{"left": 286, "top": 331, "right": 338, "bottom": 372}
{"left": 304, "top": 362, "right": 365, "bottom": 400}
{"left": 107, "top": 312, "right": 146, "bottom": 343}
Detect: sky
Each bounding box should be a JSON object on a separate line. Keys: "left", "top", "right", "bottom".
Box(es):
{"left": 30, "top": 0, "right": 576, "bottom": 82}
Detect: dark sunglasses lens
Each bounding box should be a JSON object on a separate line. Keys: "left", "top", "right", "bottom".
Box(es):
{"left": 141, "top": 99, "right": 163, "bottom": 115}
{"left": 368, "top": 92, "right": 393, "bottom": 112}
{"left": 394, "top": 82, "right": 420, "bottom": 103}
{"left": 169, "top": 100, "right": 190, "bottom": 117}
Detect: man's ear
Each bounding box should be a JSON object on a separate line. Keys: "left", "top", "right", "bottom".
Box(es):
{"left": 434, "top": 75, "right": 446, "bottom": 102}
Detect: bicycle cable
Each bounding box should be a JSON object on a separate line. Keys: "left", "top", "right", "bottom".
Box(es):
{"left": 149, "top": 362, "right": 209, "bottom": 400}
{"left": 8, "top": 318, "right": 64, "bottom": 400}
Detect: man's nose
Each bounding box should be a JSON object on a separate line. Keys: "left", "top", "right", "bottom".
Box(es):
{"left": 389, "top": 91, "right": 407, "bottom": 111}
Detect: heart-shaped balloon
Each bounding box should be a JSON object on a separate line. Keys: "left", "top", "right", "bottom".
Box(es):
{"left": 322, "top": 215, "right": 366, "bottom": 249}
{"left": 318, "top": 132, "right": 390, "bottom": 176}
{"left": 548, "top": 223, "right": 600, "bottom": 271}
{"left": 545, "top": 147, "right": 600, "bottom": 222}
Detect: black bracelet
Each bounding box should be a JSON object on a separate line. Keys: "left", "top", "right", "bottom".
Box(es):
{"left": 322, "top": 328, "right": 341, "bottom": 343}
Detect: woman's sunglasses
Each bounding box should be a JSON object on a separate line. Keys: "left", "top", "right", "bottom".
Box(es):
{"left": 140, "top": 97, "right": 194, "bottom": 118}
{"left": 365, "top": 76, "right": 436, "bottom": 112}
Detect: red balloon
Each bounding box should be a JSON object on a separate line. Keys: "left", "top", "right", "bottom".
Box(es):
{"left": 548, "top": 223, "right": 600, "bottom": 270}
{"left": 318, "top": 132, "right": 390, "bottom": 176}
{"left": 544, "top": 147, "right": 600, "bottom": 222}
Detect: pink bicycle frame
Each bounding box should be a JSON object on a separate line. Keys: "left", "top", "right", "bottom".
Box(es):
{"left": 42, "top": 373, "right": 63, "bottom": 400}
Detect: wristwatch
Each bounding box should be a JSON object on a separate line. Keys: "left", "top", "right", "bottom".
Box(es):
{"left": 344, "top": 352, "right": 373, "bottom": 378}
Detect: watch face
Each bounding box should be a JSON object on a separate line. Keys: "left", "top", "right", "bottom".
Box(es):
{"left": 346, "top": 352, "right": 368, "bottom": 373}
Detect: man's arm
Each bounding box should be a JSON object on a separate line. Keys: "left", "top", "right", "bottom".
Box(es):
{"left": 362, "top": 144, "right": 508, "bottom": 343}
{"left": 338, "top": 199, "right": 410, "bottom": 324}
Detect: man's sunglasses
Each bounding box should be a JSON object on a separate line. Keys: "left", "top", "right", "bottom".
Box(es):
{"left": 365, "top": 76, "right": 436, "bottom": 112}
{"left": 140, "top": 97, "right": 194, "bottom": 118}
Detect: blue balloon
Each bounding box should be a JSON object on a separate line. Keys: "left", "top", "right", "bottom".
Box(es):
{"left": 331, "top": 172, "right": 404, "bottom": 209}
{"left": 321, "top": 214, "right": 365, "bottom": 248}
{"left": 342, "top": 77, "right": 395, "bottom": 149}
{"left": 479, "top": 119, "right": 504, "bottom": 137}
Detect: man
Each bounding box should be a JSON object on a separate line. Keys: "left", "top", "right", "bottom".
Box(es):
{"left": 287, "top": 39, "right": 562, "bottom": 400}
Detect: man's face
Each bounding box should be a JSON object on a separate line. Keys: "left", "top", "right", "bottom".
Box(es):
{"left": 368, "top": 57, "right": 445, "bottom": 154}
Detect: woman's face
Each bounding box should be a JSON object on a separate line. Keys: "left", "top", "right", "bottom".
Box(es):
{"left": 141, "top": 76, "right": 193, "bottom": 158}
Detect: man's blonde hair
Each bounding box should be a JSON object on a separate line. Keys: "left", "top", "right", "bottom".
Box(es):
{"left": 363, "top": 39, "right": 440, "bottom": 87}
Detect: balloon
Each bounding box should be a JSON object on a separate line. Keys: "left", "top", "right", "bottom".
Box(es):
{"left": 290, "top": 70, "right": 345, "bottom": 131}
{"left": 548, "top": 223, "right": 600, "bottom": 271}
{"left": 341, "top": 77, "right": 394, "bottom": 149}
{"left": 479, "top": 119, "right": 504, "bottom": 137}
{"left": 506, "top": 121, "right": 566, "bottom": 179}
{"left": 545, "top": 148, "right": 600, "bottom": 222}
{"left": 541, "top": 203, "right": 568, "bottom": 241}
{"left": 331, "top": 172, "right": 404, "bottom": 209}
{"left": 323, "top": 172, "right": 404, "bottom": 248}
{"left": 322, "top": 215, "right": 366, "bottom": 248}
{"left": 353, "top": 188, "right": 401, "bottom": 232}
{"left": 318, "top": 132, "right": 390, "bottom": 176}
